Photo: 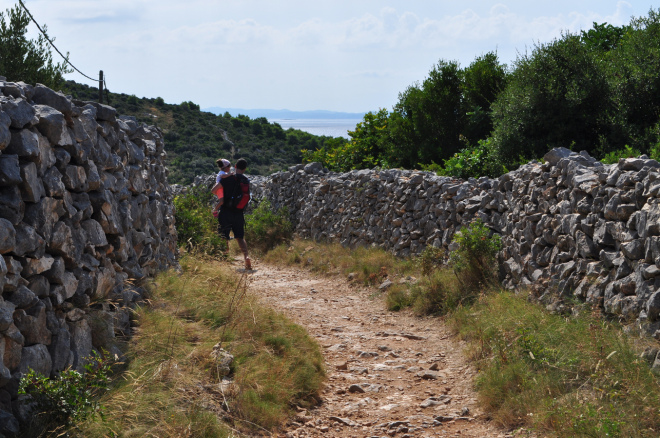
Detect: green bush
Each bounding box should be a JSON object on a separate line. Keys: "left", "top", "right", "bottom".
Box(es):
{"left": 601, "top": 145, "right": 642, "bottom": 164}
{"left": 434, "top": 138, "right": 508, "bottom": 179}
{"left": 245, "top": 199, "right": 293, "bottom": 253}
{"left": 449, "top": 219, "right": 501, "bottom": 292}
{"left": 386, "top": 285, "right": 413, "bottom": 311}
{"left": 417, "top": 245, "right": 445, "bottom": 276}
{"left": 409, "top": 268, "right": 462, "bottom": 315}
{"left": 173, "top": 185, "right": 227, "bottom": 255}
{"left": 19, "top": 351, "right": 114, "bottom": 435}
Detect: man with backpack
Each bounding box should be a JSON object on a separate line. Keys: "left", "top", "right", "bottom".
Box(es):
{"left": 217, "top": 158, "right": 252, "bottom": 270}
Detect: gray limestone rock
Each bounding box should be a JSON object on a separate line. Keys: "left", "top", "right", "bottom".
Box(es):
{"left": 6, "top": 285, "right": 38, "bottom": 309}
{"left": 48, "top": 325, "right": 73, "bottom": 374}
{"left": 13, "top": 307, "right": 51, "bottom": 346}
{"left": 1, "top": 97, "right": 37, "bottom": 129}
{"left": 32, "top": 84, "right": 73, "bottom": 117}
{"left": 42, "top": 166, "right": 66, "bottom": 197}
{"left": 0, "top": 408, "right": 19, "bottom": 436}
{"left": 209, "top": 343, "right": 234, "bottom": 377}
{"left": 20, "top": 255, "right": 54, "bottom": 277}
{"left": 86, "top": 102, "right": 117, "bottom": 122}
{"left": 0, "top": 185, "right": 24, "bottom": 225}
{"left": 0, "top": 108, "right": 11, "bottom": 151}
{"left": 0, "top": 300, "right": 15, "bottom": 332}
{"left": 0, "top": 218, "right": 16, "bottom": 254}
{"left": 0, "top": 154, "right": 21, "bottom": 186}
{"left": 544, "top": 147, "right": 574, "bottom": 166}
{"left": 67, "top": 317, "right": 92, "bottom": 371}
{"left": 6, "top": 129, "right": 39, "bottom": 160}
{"left": 27, "top": 275, "right": 49, "bottom": 298}
{"left": 19, "top": 161, "right": 45, "bottom": 202}
{"left": 13, "top": 223, "right": 45, "bottom": 258}
{"left": 34, "top": 104, "right": 73, "bottom": 146}
{"left": 17, "top": 344, "right": 52, "bottom": 377}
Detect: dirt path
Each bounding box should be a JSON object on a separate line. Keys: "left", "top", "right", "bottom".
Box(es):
{"left": 245, "top": 259, "right": 514, "bottom": 438}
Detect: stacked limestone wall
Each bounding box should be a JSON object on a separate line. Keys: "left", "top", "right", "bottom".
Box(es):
{"left": 252, "top": 149, "right": 660, "bottom": 337}
{"left": 0, "top": 81, "right": 177, "bottom": 434}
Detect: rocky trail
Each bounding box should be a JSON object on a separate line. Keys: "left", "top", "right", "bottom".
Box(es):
{"left": 244, "top": 259, "right": 520, "bottom": 438}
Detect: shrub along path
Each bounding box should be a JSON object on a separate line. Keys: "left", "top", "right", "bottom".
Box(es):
{"left": 245, "top": 259, "right": 525, "bottom": 438}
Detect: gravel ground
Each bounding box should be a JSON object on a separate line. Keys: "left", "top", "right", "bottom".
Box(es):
{"left": 244, "top": 258, "right": 531, "bottom": 438}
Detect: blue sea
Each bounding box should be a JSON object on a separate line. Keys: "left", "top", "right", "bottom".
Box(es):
{"left": 269, "top": 118, "right": 362, "bottom": 139}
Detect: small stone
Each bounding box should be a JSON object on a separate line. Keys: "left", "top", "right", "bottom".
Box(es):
{"left": 348, "top": 384, "right": 366, "bottom": 393}
{"left": 378, "top": 279, "right": 393, "bottom": 290}
{"left": 416, "top": 370, "right": 439, "bottom": 380}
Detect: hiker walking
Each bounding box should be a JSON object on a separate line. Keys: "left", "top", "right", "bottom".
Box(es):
{"left": 216, "top": 158, "right": 252, "bottom": 270}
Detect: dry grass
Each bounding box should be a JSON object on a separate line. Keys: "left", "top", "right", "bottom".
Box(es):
{"left": 263, "top": 239, "right": 417, "bottom": 287}
{"left": 451, "top": 291, "right": 660, "bottom": 437}
{"left": 74, "top": 254, "right": 324, "bottom": 437}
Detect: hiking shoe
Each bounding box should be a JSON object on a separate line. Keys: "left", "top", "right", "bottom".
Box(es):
{"left": 245, "top": 257, "right": 252, "bottom": 270}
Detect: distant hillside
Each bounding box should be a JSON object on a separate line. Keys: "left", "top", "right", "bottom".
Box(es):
{"left": 204, "top": 107, "right": 366, "bottom": 120}
{"left": 64, "top": 81, "right": 344, "bottom": 184}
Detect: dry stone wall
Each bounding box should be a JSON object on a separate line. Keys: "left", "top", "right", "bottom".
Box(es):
{"left": 252, "top": 149, "right": 660, "bottom": 337}
{"left": 0, "top": 80, "right": 177, "bottom": 435}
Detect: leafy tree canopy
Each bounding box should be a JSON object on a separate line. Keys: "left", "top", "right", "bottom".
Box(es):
{"left": 0, "top": 4, "right": 71, "bottom": 89}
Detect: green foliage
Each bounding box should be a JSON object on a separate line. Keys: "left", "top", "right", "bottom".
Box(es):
{"left": 607, "top": 10, "right": 660, "bottom": 152}
{"left": 245, "top": 199, "right": 293, "bottom": 253}
{"left": 391, "top": 59, "right": 464, "bottom": 168}
{"left": 385, "top": 285, "right": 413, "bottom": 311}
{"left": 418, "top": 245, "right": 445, "bottom": 276}
{"left": 452, "top": 292, "right": 660, "bottom": 436}
{"left": 408, "top": 268, "right": 462, "bottom": 315}
{"left": 491, "top": 33, "right": 612, "bottom": 166}
{"left": 173, "top": 185, "right": 227, "bottom": 255}
{"left": 581, "top": 21, "right": 630, "bottom": 52}
{"left": 601, "top": 145, "right": 642, "bottom": 164}
{"left": 434, "top": 138, "right": 508, "bottom": 178}
{"left": 461, "top": 52, "right": 508, "bottom": 145}
{"left": 0, "top": 5, "right": 72, "bottom": 89}
{"left": 18, "top": 351, "right": 113, "bottom": 435}
{"left": 449, "top": 219, "right": 501, "bottom": 291}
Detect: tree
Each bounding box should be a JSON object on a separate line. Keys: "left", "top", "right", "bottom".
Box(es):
{"left": 390, "top": 60, "right": 463, "bottom": 167}
{"left": 460, "top": 52, "right": 507, "bottom": 145}
{"left": 491, "top": 34, "right": 612, "bottom": 164}
{"left": 607, "top": 9, "right": 660, "bottom": 151}
{"left": 581, "top": 21, "right": 629, "bottom": 52}
{"left": 0, "top": 4, "right": 71, "bottom": 88}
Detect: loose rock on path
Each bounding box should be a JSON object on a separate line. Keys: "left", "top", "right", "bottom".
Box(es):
{"left": 246, "top": 260, "right": 520, "bottom": 438}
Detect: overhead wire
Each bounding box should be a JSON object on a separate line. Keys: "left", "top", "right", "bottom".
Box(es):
{"left": 17, "top": 0, "right": 99, "bottom": 83}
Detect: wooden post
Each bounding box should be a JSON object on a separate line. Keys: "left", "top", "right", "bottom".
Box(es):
{"left": 99, "top": 70, "right": 103, "bottom": 104}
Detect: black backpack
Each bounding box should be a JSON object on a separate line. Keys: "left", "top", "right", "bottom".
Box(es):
{"left": 221, "top": 174, "right": 250, "bottom": 210}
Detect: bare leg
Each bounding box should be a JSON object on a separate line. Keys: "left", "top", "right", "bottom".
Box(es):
{"left": 236, "top": 238, "right": 251, "bottom": 269}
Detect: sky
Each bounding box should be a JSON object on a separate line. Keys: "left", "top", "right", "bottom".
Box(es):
{"left": 4, "top": 1, "right": 659, "bottom": 113}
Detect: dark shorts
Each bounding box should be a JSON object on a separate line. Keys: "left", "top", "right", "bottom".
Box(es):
{"left": 217, "top": 208, "right": 245, "bottom": 240}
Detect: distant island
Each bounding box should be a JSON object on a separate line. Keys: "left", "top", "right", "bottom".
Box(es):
{"left": 203, "top": 107, "right": 366, "bottom": 120}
